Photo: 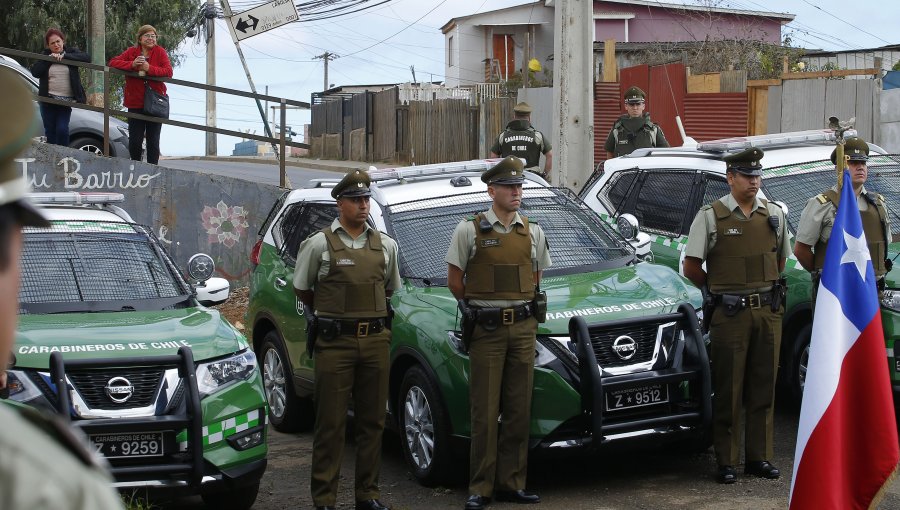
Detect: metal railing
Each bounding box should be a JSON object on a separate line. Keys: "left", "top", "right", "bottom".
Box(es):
{"left": 0, "top": 46, "right": 309, "bottom": 187}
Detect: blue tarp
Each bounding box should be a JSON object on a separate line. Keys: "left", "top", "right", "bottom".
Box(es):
{"left": 885, "top": 71, "right": 900, "bottom": 90}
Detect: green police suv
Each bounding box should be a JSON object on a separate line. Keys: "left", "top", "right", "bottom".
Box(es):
{"left": 6, "top": 193, "right": 267, "bottom": 509}
{"left": 247, "top": 160, "right": 712, "bottom": 485}
{"left": 580, "top": 130, "right": 900, "bottom": 406}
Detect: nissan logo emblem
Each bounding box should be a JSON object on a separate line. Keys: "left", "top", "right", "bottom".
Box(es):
{"left": 612, "top": 335, "right": 638, "bottom": 360}
{"left": 105, "top": 376, "right": 135, "bottom": 403}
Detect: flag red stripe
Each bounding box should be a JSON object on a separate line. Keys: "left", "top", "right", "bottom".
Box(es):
{"left": 790, "top": 313, "right": 899, "bottom": 509}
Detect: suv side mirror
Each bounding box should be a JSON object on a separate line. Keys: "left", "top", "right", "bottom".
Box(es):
{"left": 196, "top": 277, "right": 230, "bottom": 306}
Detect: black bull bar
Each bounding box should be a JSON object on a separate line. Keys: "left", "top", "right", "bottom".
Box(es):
{"left": 568, "top": 303, "right": 712, "bottom": 443}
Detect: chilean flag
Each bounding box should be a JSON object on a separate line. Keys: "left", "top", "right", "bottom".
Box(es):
{"left": 790, "top": 170, "right": 899, "bottom": 509}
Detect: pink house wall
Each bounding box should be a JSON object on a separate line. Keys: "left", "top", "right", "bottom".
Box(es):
{"left": 594, "top": 1, "right": 784, "bottom": 44}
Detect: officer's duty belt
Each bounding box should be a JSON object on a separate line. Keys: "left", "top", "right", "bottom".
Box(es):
{"left": 473, "top": 303, "right": 533, "bottom": 326}
{"left": 713, "top": 290, "right": 774, "bottom": 310}
{"left": 318, "top": 317, "right": 385, "bottom": 337}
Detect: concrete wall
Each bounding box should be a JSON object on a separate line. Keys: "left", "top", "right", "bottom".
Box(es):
{"left": 17, "top": 142, "right": 284, "bottom": 285}
{"left": 882, "top": 88, "right": 900, "bottom": 153}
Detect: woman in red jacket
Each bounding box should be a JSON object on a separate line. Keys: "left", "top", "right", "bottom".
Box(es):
{"left": 108, "top": 24, "right": 173, "bottom": 165}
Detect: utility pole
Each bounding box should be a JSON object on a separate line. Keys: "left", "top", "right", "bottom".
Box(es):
{"left": 205, "top": 0, "right": 217, "bottom": 156}
{"left": 313, "top": 52, "right": 338, "bottom": 91}
{"left": 552, "top": 0, "right": 593, "bottom": 189}
{"left": 85, "top": 0, "right": 105, "bottom": 107}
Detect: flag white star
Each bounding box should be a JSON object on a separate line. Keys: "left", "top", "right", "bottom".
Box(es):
{"left": 840, "top": 229, "right": 871, "bottom": 280}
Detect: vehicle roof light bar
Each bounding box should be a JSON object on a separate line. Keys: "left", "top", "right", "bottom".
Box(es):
{"left": 25, "top": 192, "right": 126, "bottom": 205}
{"left": 366, "top": 159, "right": 503, "bottom": 182}
{"left": 697, "top": 129, "right": 849, "bottom": 153}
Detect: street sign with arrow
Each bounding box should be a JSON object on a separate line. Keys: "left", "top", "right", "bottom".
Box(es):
{"left": 227, "top": 0, "right": 299, "bottom": 41}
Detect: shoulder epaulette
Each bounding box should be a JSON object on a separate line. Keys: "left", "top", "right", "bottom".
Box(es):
{"left": 815, "top": 193, "right": 829, "bottom": 204}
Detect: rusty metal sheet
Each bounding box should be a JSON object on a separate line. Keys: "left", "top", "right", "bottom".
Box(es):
{"left": 683, "top": 93, "right": 748, "bottom": 142}
{"left": 648, "top": 63, "right": 686, "bottom": 147}
{"left": 593, "top": 82, "right": 620, "bottom": 162}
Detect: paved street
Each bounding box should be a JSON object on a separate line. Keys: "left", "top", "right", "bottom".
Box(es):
{"left": 166, "top": 397, "right": 900, "bottom": 510}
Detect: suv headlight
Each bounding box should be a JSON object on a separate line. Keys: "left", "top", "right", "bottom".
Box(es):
{"left": 4, "top": 370, "right": 44, "bottom": 403}
{"left": 882, "top": 289, "right": 900, "bottom": 313}
{"left": 196, "top": 350, "right": 257, "bottom": 395}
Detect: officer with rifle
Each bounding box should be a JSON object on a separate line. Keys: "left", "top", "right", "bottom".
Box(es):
{"left": 793, "top": 136, "right": 892, "bottom": 300}
{"left": 446, "top": 156, "right": 551, "bottom": 510}
{"left": 682, "top": 147, "right": 790, "bottom": 485}
{"left": 293, "top": 169, "right": 401, "bottom": 510}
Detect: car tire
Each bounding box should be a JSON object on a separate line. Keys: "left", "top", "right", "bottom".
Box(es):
{"left": 790, "top": 324, "right": 812, "bottom": 405}
{"left": 260, "top": 331, "right": 312, "bottom": 432}
{"left": 398, "top": 365, "right": 458, "bottom": 486}
{"left": 70, "top": 136, "right": 106, "bottom": 157}
{"left": 201, "top": 480, "right": 260, "bottom": 510}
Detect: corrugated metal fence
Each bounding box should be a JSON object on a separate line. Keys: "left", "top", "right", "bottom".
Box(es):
{"left": 683, "top": 93, "right": 748, "bottom": 141}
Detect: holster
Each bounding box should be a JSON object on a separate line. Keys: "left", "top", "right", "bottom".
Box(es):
{"left": 532, "top": 290, "right": 548, "bottom": 323}
{"left": 305, "top": 310, "right": 319, "bottom": 358}
{"left": 701, "top": 289, "right": 715, "bottom": 333}
{"left": 458, "top": 300, "right": 477, "bottom": 353}
{"left": 771, "top": 277, "right": 787, "bottom": 312}
{"left": 720, "top": 294, "right": 743, "bottom": 317}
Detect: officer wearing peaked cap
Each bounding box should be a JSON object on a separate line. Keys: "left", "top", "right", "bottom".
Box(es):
{"left": 0, "top": 68, "right": 125, "bottom": 510}
{"left": 331, "top": 168, "right": 373, "bottom": 199}
{"left": 447, "top": 156, "right": 551, "bottom": 510}
{"left": 604, "top": 85, "right": 669, "bottom": 159}
{"left": 794, "top": 137, "right": 891, "bottom": 297}
{"left": 294, "top": 168, "right": 400, "bottom": 510}
{"left": 683, "top": 146, "right": 791, "bottom": 485}
{"left": 490, "top": 101, "right": 553, "bottom": 180}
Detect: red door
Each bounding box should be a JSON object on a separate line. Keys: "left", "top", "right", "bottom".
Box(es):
{"left": 492, "top": 34, "right": 515, "bottom": 81}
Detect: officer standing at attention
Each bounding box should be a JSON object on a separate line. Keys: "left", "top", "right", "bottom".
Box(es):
{"left": 682, "top": 148, "right": 791, "bottom": 485}
{"left": 604, "top": 86, "right": 669, "bottom": 159}
{"left": 293, "top": 169, "right": 400, "bottom": 510}
{"left": 793, "top": 137, "right": 891, "bottom": 294}
{"left": 0, "top": 68, "right": 124, "bottom": 510}
{"left": 490, "top": 102, "right": 553, "bottom": 180}
{"left": 446, "top": 156, "right": 551, "bottom": 510}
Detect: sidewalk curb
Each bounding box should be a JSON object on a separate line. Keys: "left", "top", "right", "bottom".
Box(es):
{"left": 168, "top": 156, "right": 385, "bottom": 174}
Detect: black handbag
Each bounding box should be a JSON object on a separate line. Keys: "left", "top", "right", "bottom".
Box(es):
{"left": 143, "top": 81, "right": 169, "bottom": 119}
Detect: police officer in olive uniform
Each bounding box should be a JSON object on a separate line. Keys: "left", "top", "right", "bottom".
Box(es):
{"left": 604, "top": 86, "right": 669, "bottom": 159}
{"left": 446, "top": 156, "right": 551, "bottom": 510}
{"left": 490, "top": 102, "right": 553, "bottom": 180}
{"left": 794, "top": 137, "right": 892, "bottom": 295}
{"left": 293, "top": 170, "right": 401, "bottom": 510}
{"left": 0, "top": 68, "right": 124, "bottom": 510}
{"left": 682, "top": 148, "right": 791, "bottom": 485}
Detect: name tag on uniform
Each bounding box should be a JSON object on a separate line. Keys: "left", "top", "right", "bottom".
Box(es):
{"left": 724, "top": 227, "right": 742, "bottom": 236}
{"left": 481, "top": 239, "right": 501, "bottom": 247}
{"left": 335, "top": 258, "right": 355, "bottom": 266}
{"left": 618, "top": 140, "right": 628, "bottom": 145}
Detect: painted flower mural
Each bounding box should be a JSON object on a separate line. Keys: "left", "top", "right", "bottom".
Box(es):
{"left": 202, "top": 201, "right": 249, "bottom": 248}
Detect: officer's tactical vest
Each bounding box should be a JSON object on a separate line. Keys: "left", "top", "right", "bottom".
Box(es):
{"left": 706, "top": 200, "right": 780, "bottom": 293}
{"left": 812, "top": 189, "right": 888, "bottom": 276}
{"left": 314, "top": 228, "right": 387, "bottom": 318}
{"left": 498, "top": 121, "right": 544, "bottom": 169}
{"left": 611, "top": 114, "right": 659, "bottom": 157}
{"left": 464, "top": 213, "right": 535, "bottom": 300}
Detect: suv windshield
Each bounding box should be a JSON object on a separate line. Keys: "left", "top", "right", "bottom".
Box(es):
{"left": 386, "top": 187, "right": 635, "bottom": 285}
{"left": 762, "top": 155, "right": 900, "bottom": 234}
{"left": 19, "top": 221, "right": 192, "bottom": 314}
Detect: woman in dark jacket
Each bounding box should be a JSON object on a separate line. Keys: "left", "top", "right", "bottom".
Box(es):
{"left": 30, "top": 28, "right": 90, "bottom": 147}
{"left": 108, "top": 24, "right": 173, "bottom": 165}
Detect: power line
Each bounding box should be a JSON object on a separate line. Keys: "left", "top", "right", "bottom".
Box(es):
{"left": 797, "top": 0, "right": 890, "bottom": 46}
{"left": 340, "top": 0, "right": 450, "bottom": 57}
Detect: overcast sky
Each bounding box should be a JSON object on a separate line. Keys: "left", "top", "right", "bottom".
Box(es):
{"left": 159, "top": 0, "right": 897, "bottom": 157}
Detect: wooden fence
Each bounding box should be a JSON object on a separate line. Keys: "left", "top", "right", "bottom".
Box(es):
{"left": 405, "top": 99, "right": 478, "bottom": 165}
{"left": 479, "top": 97, "right": 517, "bottom": 158}
{"left": 372, "top": 88, "right": 398, "bottom": 162}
